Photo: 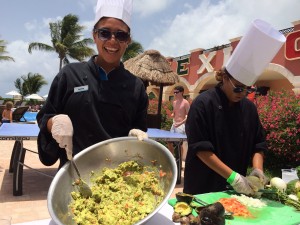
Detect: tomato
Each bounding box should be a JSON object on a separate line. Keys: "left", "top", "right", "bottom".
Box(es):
{"left": 218, "top": 198, "right": 253, "bottom": 218}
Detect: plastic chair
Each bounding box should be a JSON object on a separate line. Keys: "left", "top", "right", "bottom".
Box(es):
{"left": 12, "top": 106, "right": 29, "bottom": 122}
{"left": 0, "top": 105, "right": 5, "bottom": 121}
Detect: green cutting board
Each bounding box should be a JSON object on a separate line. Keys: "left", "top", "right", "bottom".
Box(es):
{"left": 168, "top": 191, "right": 300, "bottom": 225}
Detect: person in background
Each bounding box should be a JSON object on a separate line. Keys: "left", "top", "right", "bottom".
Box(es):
{"left": 167, "top": 85, "right": 189, "bottom": 158}
{"left": 183, "top": 19, "right": 285, "bottom": 195}
{"left": 247, "top": 85, "right": 256, "bottom": 102}
{"left": 37, "top": 0, "right": 148, "bottom": 168}
{"left": 2, "top": 101, "right": 13, "bottom": 123}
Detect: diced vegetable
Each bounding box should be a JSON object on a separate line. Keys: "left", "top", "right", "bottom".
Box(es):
{"left": 218, "top": 198, "right": 253, "bottom": 218}
{"left": 231, "top": 194, "right": 266, "bottom": 208}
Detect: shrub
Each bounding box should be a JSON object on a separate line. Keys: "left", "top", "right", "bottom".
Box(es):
{"left": 256, "top": 90, "right": 300, "bottom": 170}
{"left": 147, "top": 98, "right": 173, "bottom": 130}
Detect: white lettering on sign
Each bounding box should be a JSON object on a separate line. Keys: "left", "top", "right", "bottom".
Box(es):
{"left": 197, "top": 51, "right": 216, "bottom": 74}
{"left": 175, "top": 31, "right": 300, "bottom": 77}
{"left": 296, "top": 38, "right": 300, "bottom": 51}
{"left": 222, "top": 46, "right": 233, "bottom": 67}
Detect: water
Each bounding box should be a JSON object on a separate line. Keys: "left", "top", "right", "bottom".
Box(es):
{"left": 22, "top": 112, "right": 38, "bottom": 122}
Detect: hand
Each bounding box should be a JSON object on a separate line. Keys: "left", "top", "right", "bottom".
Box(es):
{"left": 174, "top": 123, "right": 180, "bottom": 128}
{"left": 231, "top": 173, "right": 256, "bottom": 196}
{"left": 128, "top": 129, "right": 148, "bottom": 141}
{"left": 249, "top": 168, "right": 268, "bottom": 185}
{"left": 51, "top": 114, "right": 73, "bottom": 160}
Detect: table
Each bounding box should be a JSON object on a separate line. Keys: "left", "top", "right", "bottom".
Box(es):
{"left": 0, "top": 123, "right": 40, "bottom": 196}
{"left": 13, "top": 202, "right": 177, "bottom": 225}
{"left": 147, "top": 128, "right": 187, "bottom": 184}
{"left": 0, "top": 123, "right": 186, "bottom": 196}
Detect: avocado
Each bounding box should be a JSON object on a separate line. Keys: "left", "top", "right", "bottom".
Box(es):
{"left": 246, "top": 175, "right": 264, "bottom": 197}
{"left": 174, "top": 202, "right": 193, "bottom": 216}
{"left": 176, "top": 192, "right": 195, "bottom": 204}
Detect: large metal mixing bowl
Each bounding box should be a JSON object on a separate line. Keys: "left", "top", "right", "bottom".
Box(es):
{"left": 48, "top": 137, "right": 177, "bottom": 225}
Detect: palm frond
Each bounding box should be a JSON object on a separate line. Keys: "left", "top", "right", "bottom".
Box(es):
{"left": 0, "top": 39, "right": 15, "bottom": 62}
{"left": 28, "top": 13, "right": 95, "bottom": 70}
{"left": 28, "top": 43, "right": 54, "bottom": 53}
{"left": 123, "top": 40, "right": 144, "bottom": 62}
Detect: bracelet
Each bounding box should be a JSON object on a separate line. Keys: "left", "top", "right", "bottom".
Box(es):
{"left": 226, "top": 171, "right": 237, "bottom": 184}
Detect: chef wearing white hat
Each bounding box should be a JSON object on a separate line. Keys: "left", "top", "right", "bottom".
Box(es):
{"left": 184, "top": 19, "right": 286, "bottom": 196}
{"left": 37, "top": 0, "right": 149, "bottom": 169}
{"left": 93, "top": 0, "right": 133, "bottom": 73}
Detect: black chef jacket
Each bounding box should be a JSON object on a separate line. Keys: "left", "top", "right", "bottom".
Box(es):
{"left": 183, "top": 86, "right": 267, "bottom": 195}
{"left": 37, "top": 56, "right": 148, "bottom": 167}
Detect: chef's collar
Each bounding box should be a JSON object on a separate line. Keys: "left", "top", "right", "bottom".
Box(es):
{"left": 97, "top": 66, "right": 109, "bottom": 80}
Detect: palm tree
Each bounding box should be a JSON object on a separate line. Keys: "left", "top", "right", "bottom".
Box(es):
{"left": 122, "top": 40, "right": 143, "bottom": 62}
{"left": 14, "top": 72, "right": 48, "bottom": 97}
{"left": 0, "top": 39, "right": 15, "bottom": 62}
{"left": 28, "top": 14, "right": 95, "bottom": 71}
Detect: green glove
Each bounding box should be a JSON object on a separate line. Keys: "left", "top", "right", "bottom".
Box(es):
{"left": 227, "top": 171, "right": 255, "bottom": 196}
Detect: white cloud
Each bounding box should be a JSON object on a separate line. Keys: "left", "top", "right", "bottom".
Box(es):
{"left": 24, "top": 20, "right": 38, "bottom": 31}
{"left": 1, "top": 0, "right": 300, "bottom": 97}
{"left": 148, "top": 0, "right": 300, "bottom": 57}
{"left": 78, "top": 0, "right": 96, "bottom": 11}
{"left": 134, "top": 0, "right": 175, "bottom": 17}
{"left": 0, "top": 40, "right": 59, "bottom": 97}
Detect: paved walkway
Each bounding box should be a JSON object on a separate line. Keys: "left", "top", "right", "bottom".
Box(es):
{"left": 0, "top": 140, "right": 183, "bottom": 224}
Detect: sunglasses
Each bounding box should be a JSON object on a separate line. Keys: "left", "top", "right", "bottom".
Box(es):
{"left": 228, "top": 77, "right": 256, "bottom": 94}
{"left": 94, "top": 28, "right": 130, "bottom": 42}
{"left": 174, "top": 91, "right": 180, "bottom": 94}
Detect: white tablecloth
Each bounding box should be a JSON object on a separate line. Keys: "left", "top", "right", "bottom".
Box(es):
{"left": 13, "top": 203, "right": 178, "bottom": 225}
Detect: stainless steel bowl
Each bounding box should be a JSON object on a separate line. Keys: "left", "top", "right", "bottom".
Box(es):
{"left": 48, "top": 137, "right": 177, "bottom": 225}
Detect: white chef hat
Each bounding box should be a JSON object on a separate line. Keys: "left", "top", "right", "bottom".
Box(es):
{"left": 225, "top": 19, "right": 286, "bottom": 86}
{"left": 94, "top": 0, "right": 133, "bottom": 28}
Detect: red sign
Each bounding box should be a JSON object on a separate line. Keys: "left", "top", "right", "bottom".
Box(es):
{"left": 285, "top": 30, "right": 300, "bottom": 60}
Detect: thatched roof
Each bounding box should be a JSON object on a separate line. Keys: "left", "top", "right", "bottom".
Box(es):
{"left": 124, "top": 49, "right": 179, "bottom": 86}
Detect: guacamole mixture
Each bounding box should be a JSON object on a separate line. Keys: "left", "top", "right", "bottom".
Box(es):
{"left": 69, "top": 160, "right": 165, "bottom": 225}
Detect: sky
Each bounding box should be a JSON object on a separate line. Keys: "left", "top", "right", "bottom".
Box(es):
{"left": 1, "top": 0, "right": 300, "bottom": 97}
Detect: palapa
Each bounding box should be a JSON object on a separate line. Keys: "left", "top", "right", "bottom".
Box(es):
{"left": 5, "top": 90, "right": 22, "bottom": 96}
{"left": 124, "top": 50, "right": 180, "bottom": 127}
{"left": 124, "top": 49, "right": 179, "bottom": 86}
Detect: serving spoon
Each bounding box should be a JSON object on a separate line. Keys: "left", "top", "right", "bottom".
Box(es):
{"left": 70, "top": 158, "right": 92, "bottom": 198}
{"left": 64, "top": 144, "right": 92, "bottom": 198}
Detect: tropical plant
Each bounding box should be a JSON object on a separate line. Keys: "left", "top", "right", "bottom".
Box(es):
{"left": 28, "top": 14, "right": 95, "bottom": 71}
{"left": 14, "top": 72, "right": 48, "bottom": 97}
{"left": 0, "top": 39, "right": 14, "bottom": 62}
{"left": 148, "top": 98, "right": 173, "bottom": 130}
{"left": 256, "top": 90, "right": 300, "bottom": 170}
{"left": 122, "top": 40, "right": 143, "bottom": 62}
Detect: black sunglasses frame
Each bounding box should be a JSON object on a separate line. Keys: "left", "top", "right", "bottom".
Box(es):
{"left": 94, "top": 28, "right": 130, "bottom": 42}
{"left": 228, "top": 77, "right": 256, "bottom": 94}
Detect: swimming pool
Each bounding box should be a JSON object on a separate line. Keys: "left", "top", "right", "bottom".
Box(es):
{"left": 22, "top": 112, "right": 38, "bottom": 122}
